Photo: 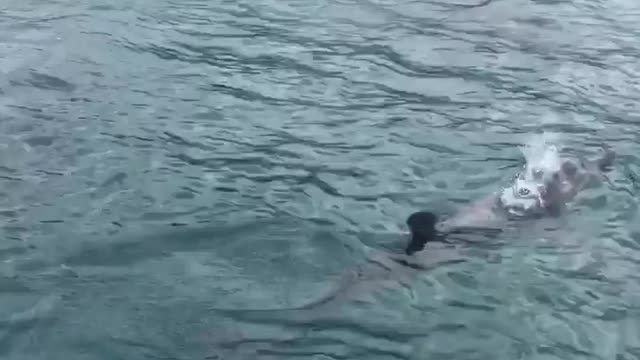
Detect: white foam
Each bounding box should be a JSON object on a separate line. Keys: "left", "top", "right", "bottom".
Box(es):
{"left": 499, "top": 133, "right": 566, "bottom": 215}
{"left": 518, "top": 133, "right": 563, "bottom": 180}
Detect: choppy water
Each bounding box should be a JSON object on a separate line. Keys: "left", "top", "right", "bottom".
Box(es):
{"left": 1, "top": 0, "right": 640, "bottom": 359}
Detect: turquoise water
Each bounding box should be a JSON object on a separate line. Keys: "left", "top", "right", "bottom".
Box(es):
{"left": 1, "top": 0, "right": 639, "bottom": 359}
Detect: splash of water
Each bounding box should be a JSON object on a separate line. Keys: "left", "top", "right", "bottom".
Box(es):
{"left": 518, "top": 133, "right": 563, "bottom": 180}
{"left": 499, "top": 133, "right": 565, "bottom": 215}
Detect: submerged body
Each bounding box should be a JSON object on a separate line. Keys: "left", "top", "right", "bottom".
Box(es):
{"left": 405, "top": 142, "right": 615, "bottom": 255}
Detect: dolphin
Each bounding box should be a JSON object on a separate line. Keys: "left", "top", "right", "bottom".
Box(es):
{"left": 404, "top": 142, "right": 616, "bottom": 255}
{"left": 204, "top": 140, "right": 616, "bottom": 339}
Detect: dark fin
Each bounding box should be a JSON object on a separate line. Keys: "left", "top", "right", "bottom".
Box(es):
{"left": 405, "top": 211, "right": 439, "bottom": 255}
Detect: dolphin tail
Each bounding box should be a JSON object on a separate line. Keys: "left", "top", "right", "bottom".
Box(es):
{"left": 596, "top": 147, "right": 615, "bottom": 172}
{"left": 583, "top": 146, "right": 615, "bottom": 175}
{"left": 405, "top": 211, "right": 440, "bottom": 255}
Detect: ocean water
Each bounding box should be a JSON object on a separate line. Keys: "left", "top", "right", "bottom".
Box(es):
{"left": 1, "top": 0, "right": 640, "bottom": 359}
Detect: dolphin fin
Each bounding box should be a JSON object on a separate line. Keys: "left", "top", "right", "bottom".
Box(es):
{"left": 405, "top": 211, "right": 440, "bottom": 255}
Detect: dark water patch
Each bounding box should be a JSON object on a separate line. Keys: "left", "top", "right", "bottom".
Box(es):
{"left": 10, "top": 71, "right": 76, "bottom": 92}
